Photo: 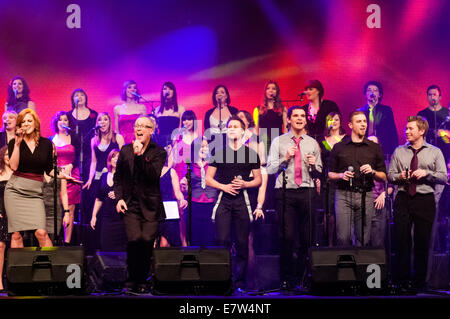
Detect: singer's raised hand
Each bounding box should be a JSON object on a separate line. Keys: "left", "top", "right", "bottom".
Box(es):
{"left": 400, "top": 170, "right": 409, "bottom": 180}
{"left": 132, "top": 139, "right": 144, "bottom": 155}
{"left": 285, "top": 146, "right": 297, "bottom": 161}
{"left": 342, "top": 170, "right": 354, "bottom": 181}
{"left": 306, "top": 153, "right": 316, "bottom": 166}
{"left": 15, "top": 127, "right": 24, "bottom": 144}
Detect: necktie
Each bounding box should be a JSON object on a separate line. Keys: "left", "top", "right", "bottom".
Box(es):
{"left": 368, "top": 106, "right": 374, "bottom": 136}
{"left": 200, "top": 162, "right": 206, "bottom": 189}
{"left": 292, "top": 137, "right": 302, "bottom": 186}
{"left": 408, "top": 148, "right": 423, "bottom": 196}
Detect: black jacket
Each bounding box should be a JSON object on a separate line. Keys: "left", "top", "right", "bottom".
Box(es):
{"left": 114, "top": 140, "right": 167, "bottom": 220}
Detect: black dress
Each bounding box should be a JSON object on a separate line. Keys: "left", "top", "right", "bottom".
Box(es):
{"left": 258, "top": 108, "right": 283, "bottom": 152}
{"left": 304, "top": 99, "right": 340, "bottom": 142}
{"left": 157, "top": 168, "right": 181, "bottom": 247}
{"left": 67, "top": 108, "right": 98, "bottom": 182}
{"left": 96, "top": 173, "right": 127, "bottom": 251}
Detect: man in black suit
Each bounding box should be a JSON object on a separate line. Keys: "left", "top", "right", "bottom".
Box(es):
{"left": 358, "top": 81, "right": 398, "bottom": 159}
{"left": 114, "top": 116, "right": 167, "bottom": 293}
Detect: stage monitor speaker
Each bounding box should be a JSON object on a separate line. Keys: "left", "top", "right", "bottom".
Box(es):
{"left": 310, "top": 247, "right": 387, "bottom": 295}
{"left": 152, "top": 246, "right": 232, "bottom": 296}
{"left": 88, "top": 251, "right": 127, "bottom": 292}
{"left": 6, "top": 246, "right": 86, "bottom": 296}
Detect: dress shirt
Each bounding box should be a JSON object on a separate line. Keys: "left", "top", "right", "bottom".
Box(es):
{"left": 267, "top": 130, "right": 322, "bottom": 189}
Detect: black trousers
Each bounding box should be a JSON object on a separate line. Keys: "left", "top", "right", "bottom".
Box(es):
{"left": 276, "top": 188, "right": 314, "bottom": 286}
{"left": 215, "top": 194, "right": 250, "bottom": 289}
{"left": 123, "top": 198, "right": 159, "bottom": 284}
{"left": 393, "top": 191, "right": 435, "bottom": 287}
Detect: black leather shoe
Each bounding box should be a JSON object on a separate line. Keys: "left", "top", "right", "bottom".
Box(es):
{"left": 134, "top": 283, "right": 149, "bottom": 294}
{"left": 233, "top": 287, "right": 247, "bottom": 296}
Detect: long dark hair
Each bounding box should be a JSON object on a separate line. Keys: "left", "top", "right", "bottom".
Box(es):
{"left": 158, "top": 81, "right": 178, "bottom": 113}
{"left": 181, "top": 110, "right": 197, "bottom": 131}
{"left": 259, "top": 80, "right": 283, "bottom": 115}
{"left": 7, "top": 76, "right": 31, "bottom": 107}
{"left": 212, "top": 85, "right": 231, "bottom": 108}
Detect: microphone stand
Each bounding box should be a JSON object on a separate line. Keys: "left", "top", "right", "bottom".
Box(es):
{"left": 53, "top": 151, "right": 59, "bottom": 244}
{"left": 136, "top": 95, "right": 159, "bottom": 115}
{"left": 360, "top": 174, "right": 367, "bottom": 247}
{"left": 74, "top": 101, "right": 84, "bottom": 247}
{"left": 186, "top": 159, "right": 192, "bottom": 246}
{"left": 384, "top": 179, "right": 395, "bottom": 292}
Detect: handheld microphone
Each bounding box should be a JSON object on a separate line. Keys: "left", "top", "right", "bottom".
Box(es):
{"left": 307, "top": 153, "right": 314, "bottom": 173}
{"left": 13, "top": 89, "right": 18, "bottom": 98}
{"left": 61, "top": 124, "right": 72, "bottom": 131}
{"left": 94, "top": 125, "right": 102, "bottom": 130}
{"left": 348, "top": 166, "right": 354, "bottom": 188}
{"left": 74, "top": 96, "right": 80, "bottom": 106}
{"left": 370, "top": 93, "right": 376, "bottom": 99}
{"left": 299, "top": 91, "right": 307, "bottom": 102}
{"left": 404, "top": 166, "right": 409, "bottom": 181}
{"left": 131, "top": 91, "right": 142, "bottom": 99}
{"left": 164, "top": 91, "right": 170, "bottom": 98}
{"left": 15, "top": 128, "right": 24, "bottom": 137}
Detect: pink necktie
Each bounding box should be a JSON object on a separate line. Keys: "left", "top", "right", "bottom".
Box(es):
{"left": 293, "top": 137, "right": 302, "bottom": 186}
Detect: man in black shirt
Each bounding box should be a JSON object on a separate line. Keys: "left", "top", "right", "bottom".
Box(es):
{"left": 115, "top": 116, "right": 167, "bottom": 293}
{"left": 328, "top": 111, "right": 386, "bottom": 246}
{"left": 206, "top": 115, "right": 262, "bottom": 293}
{"left": 417, "top": 85, "right": 449, "bottom": 159}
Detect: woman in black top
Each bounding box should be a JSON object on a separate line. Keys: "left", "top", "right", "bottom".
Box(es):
{"left": 252, "top": 80, "right": 287, "bottom": 153}
{"left": 319, "top": 112, "right": 346, "bottom": 246}
{"left": 66, "top": 88, "right": 99, "bottom": 183}
{"left": 154, "top": 82, "right": 185, "bottom": 148}
{"left": 5, "top": 76, "right": 36, "bottom": 113}
{"left": 302, "top": 80, "right": 340, "bottom": 142}
{"left": 5, "top": 109, "right": 75, "bottom": 248}
{"left": 90, "top": 149, "right": 127, "bottom": 251}
{"left": 203, "top": 85, "right": 238, "bottom": 137}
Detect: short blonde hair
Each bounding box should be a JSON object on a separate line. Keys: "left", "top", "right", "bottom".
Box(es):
{"left": 407, "top": 116, "right": 429, "bottom": 137}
